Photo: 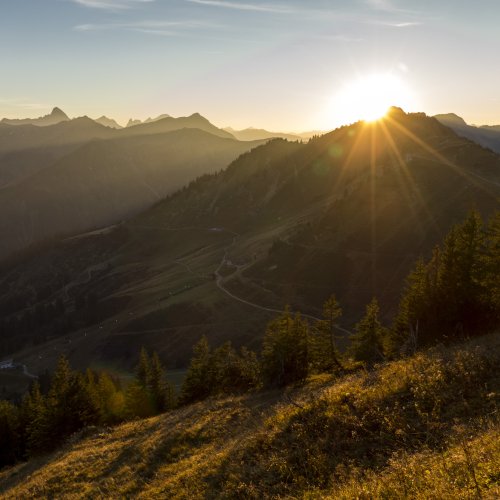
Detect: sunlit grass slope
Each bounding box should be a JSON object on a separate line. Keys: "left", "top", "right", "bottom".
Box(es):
{"left": 1, "top": 334, "right": 499, "bottom": 499}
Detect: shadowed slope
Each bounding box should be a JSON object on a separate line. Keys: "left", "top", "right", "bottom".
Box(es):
{"left": 0, "top": 334, "right": 498, "bottom": 498}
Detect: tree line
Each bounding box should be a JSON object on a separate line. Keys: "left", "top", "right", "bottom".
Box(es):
{"left": 0, "top": 210, "right": 498, "bottom": 469}
{"left": 0, "top": 348, "right": 175, "bottom": 468}
{"left": 182, "top": 210, "right": 499, "bottom": 392}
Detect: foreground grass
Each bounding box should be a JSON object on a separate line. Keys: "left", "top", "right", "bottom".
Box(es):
{"left": 0, "top": 334, "right": 499, "bottom": 499}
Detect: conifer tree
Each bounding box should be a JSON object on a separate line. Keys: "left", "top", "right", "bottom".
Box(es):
{"left": 124, "top": 381, "right": 155, "bottom": 419}
{"left": 0, "top": 400, "right": 22, "bottom": 467}
{"left": 180, "top": 335, "right": 212, "bottom": 404}
{"left": 483, "top": 211, "right": 500, "bottom": 315}
{"left": 21, "top": 382, "right": 51, "bottom": 456}
{"left": 136, "top": 347, "right": 151, "bottom": 387}
{"left": 349, "top": 298, "right": 386, "bottom": 365}
{"left": 148, "top": 352, "right": 176, "bottom": 412}
{"left": 261, "top": 307, "right": 309, "bottom": 387}
{"left": 210, "top": 342, "right": 260, "bottom": 394}
{"left": 311, "top": 295, "right": 343, "bottom": 372}
{"left": 46, "top": 355, "right": 99, "bottom": 447}
{"left": 96, "top": 372, "right": 126, "bottom": 424}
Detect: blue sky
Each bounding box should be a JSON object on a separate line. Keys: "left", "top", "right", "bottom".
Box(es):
{"left": 1, "top": 0, "right": 499, "bottom": 130}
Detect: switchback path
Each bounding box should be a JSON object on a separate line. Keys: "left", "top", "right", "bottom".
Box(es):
{"left": 214, "top": 230, "right": 352, "bottom": 335}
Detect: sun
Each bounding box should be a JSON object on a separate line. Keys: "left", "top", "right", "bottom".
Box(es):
{"left": 330, "top": 73, "right": 415, "bottom": 126}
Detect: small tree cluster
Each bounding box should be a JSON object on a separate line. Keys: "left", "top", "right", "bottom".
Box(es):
{"left": 180, "top": 337, "right": 260, "bottom": 404}
{"left": 0, "top": 349, "right": 177, "bottom": 468}
{"left": 125, "top": 348, "right": 176, "bottom": 418}
{"left": 261, "top": 307, "right": 309, "bottom": 387}
{"left": 387, "top": 211, "right": 500, "bottom": 356}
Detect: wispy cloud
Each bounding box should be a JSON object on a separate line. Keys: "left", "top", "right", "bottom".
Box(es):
{"left": 185, "top": 0, "right": 294, "bottom": 14}
{"left": 0, "top": 99, "right": 50, "bottom": 111}
{"left": 74, "top": 19, "right": 217, "bottom": 36}
{"left": 390, "top": 21, "right": 421, "bottom": 27}
{"left": 369, "top": 20, "right": 422, "bottom": 27}
{"left": 72, "top": 0, "right": 155, "bottom": 10}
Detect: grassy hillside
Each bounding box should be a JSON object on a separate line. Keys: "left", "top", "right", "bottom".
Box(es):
{"left": 1, "top": 333, "right": 498, "bottom": 498}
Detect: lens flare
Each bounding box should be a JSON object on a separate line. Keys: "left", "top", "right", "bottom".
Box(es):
{"left": 330, "top": 73, "right": 416, "bottom": 126}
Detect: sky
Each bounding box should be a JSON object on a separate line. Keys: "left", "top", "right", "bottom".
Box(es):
{"left": 1, "top": 0, "right": 500, "bottom": 131}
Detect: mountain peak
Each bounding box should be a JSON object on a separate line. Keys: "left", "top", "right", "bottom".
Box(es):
{"left": 386, "top": 106, "right": 406, "bottom": 117}
{"left": 51, "top": 107, "right": 69, "bottom": 119}
{"left": 434, "top": 113, "right": 467, "bottom": 127}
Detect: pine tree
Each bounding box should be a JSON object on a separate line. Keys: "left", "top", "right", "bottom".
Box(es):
{"left": 45, "top": 355, "right": 99, "bottom": 447}
{"left": 388, "top": 258, "right": 431, "bottom": 356}
{"left": 124, "top": 381, "right": 155, "bottom": 419}
{"left": 180, "top": 336, "right": 212, "bottom": 404}
{"left": 0, "top": 400, "right": 22, "bottom": 467}
{"left": 261, "top": 307, "right": 309, "bottom": 387}
{"left": 96, "top": 372, "right": 126, "bottom": 424}
{"left": 148, "top": 352, "right": 176, "bottom": 412}
{"left": 482, "top": 211, "right": 500, "bottom": 315}
{"left": 311, "top": 295, "right": 343, "bottom": 372}
{"left": 210, "top": 342, "right": 260, "bottom": 394}
{"left": 136, "top": 347, "right": 151, "bottom": 388}
{"left": 21, "top": 382, "right": 51, "bottom": 456}
{"left": 349, "top": 298, "right": 386, "bottom": 365}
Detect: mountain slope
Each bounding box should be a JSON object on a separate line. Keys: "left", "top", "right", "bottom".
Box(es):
{"left": 1, "top": 333, "right": 498, "bottom": 498}
{"left": 435, "top": 113, "right": 500, "bottom": 153}
{"left": 0, "top": 113, "right": 235, "bottom": 187}
{"left": 0, "top": 129, "right": 264, "bottom": 258}
{"left": 124, "top": 113, "right": 234, "bottom": 139}
{"left": 1, "top": 109, "right": 499, "bottom": 373}
{"left": 94, "top": 116, "right": 122, "bottom": 129}
{"left": 224, "top": 126, "right": 303, "bottom": 142}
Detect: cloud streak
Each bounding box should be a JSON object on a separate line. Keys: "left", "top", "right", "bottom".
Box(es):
{"left": 72, "top": 0, "right": 154, "bottom": 10}
{"left": 74, "top": 19, "right": 218, "bottom": 36}
{"left": 185, "top": 0, "right": 294, "bottom": 14}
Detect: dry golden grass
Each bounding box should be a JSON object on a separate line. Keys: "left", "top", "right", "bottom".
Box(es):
{"left": 0, "top": 334, "right": 498, "bottom": 499}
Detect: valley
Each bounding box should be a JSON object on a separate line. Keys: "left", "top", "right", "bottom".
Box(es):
{"left": 1, "top": 109, "right": 498, "bottom": 379}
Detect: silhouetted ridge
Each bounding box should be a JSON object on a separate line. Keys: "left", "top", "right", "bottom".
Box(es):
{"left": 51, "top": 107, "right": 69, "bottom": 120}
{"left": 434, "top": 112, "right": 500, "bottom": 153}
{"left": 1, "top": 107, "right": 70, "bottom": 126}
{"left": 434, "top": 113, "right": 468, "bottom": 126}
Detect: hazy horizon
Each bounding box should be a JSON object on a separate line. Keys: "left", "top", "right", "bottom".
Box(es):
{"left": 2, "top": 1, "right": 500, "bottom": 131}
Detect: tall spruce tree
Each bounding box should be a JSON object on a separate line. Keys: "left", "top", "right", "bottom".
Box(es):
{"left": 349, "top": 298, "right": 386, "bottom": 365}
{"left": 148, "top": 352, "right": 176, "bottom": 412}
{"left": 261, "top": 307, "right": 309, "bottom": 387}
{"left": 0, "top": 400, "right": 22, "bottom": 467}
{"left": 21, "top": 382, "right": 51, "bottom": 456}
{"left": 483, "top": 211, "right": 500, "bottom": 316}
{"left": 311, "top": 295, "right": 343, "bottom": 372}
{"left": 180, "top": 336, "right": 212, "bottom": 404}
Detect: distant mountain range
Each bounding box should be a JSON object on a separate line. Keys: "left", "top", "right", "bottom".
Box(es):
{"left": 1, "top": 107, "right": 326, "bottom": 141}
{"left": 94, "top": 116, "right": 122, "bottom": 129}
{"left": 224, "top": 126, "right": 321, "bottom": 142}
{"left": 0, "top": 112, "right": 265, "bottom": 258}
{"left": 434, "top": 113, "right": 500, "bottom": 153}
{"left": 126, "top": 114, "right": 171, "bottom": 127}
{"left": 2, "top": 107, "right": 498, "bottom": 373}
{"left": 224, "top": 127, "right": 303, "bottom": 142}
{"left": 1, "top": 107, "right": 69, "bottom": 127}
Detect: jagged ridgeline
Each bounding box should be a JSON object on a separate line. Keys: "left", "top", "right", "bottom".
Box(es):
{"left": 0, "top": 111, "right": 263, "bottom": 259}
